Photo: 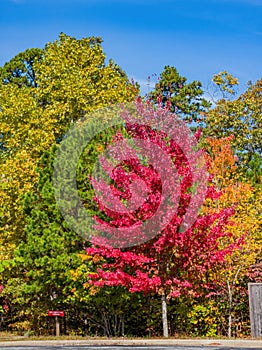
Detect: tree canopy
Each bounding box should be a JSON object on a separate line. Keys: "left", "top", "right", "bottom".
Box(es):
{"left": 0, "top": 35, "right": 261, "bottom": 338}
{"left": 149, "top": 65, "right": 210, "bottom": 124}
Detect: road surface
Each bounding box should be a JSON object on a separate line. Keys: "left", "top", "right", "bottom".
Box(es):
{"left": 0, "top": 347, "right": 261, "bottom": 350}
{"left": 0, "top": 339, "right": 261, "bottom": 349}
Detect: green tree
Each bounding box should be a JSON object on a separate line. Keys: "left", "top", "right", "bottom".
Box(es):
{"left": 1, "top": 119, "right": 130, "bottom": 334}
{"left": 149, "top": 65, "right": 210, "bottom": 124}
{"left": 0, "top": 48, "right": 43, "bottom": 88}
{"left": 1, "top": 148, "right": 90, "bottom": 334}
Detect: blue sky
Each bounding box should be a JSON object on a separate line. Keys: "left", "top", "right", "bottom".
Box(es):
{"left": 0, "top": 0, "right": 262, "bottom": 94}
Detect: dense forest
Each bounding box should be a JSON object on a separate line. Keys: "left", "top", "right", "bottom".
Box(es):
{"left": 0, "top": 33, "right": 261, "bottom": 338}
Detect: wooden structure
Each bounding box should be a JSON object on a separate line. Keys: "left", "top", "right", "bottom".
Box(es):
{"left": 47, "top": 310, "right": 65, "bottom": 336}
{"left": 248, "top": 283, "right": 262, "bottom": 338}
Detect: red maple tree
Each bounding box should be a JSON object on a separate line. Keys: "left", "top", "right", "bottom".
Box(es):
{"left": 86, "top": 99, "right": 240, "bottom": 337}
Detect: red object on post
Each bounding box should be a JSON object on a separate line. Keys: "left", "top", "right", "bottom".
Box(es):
{"left": 48, "top": 310, "right": 64, "bottom": 317}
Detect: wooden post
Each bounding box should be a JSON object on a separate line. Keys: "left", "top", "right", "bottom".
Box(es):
{"left": 48, "top": 310, "right": 64, "bottom": 336}
{"left": 55, "top": 316, "right": 60, "bottom": 337}
{"left": 248, "top": 283, "right": 262, "bottom": 337}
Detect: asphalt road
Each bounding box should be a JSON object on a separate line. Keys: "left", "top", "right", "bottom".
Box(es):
{"left": 0, "top": 339, "right": 262, "bottom": 349}
{"left": 0, "top": 345, "right": 257, "bottom": 350}
{"left": 0, "top": 346, "right": 261, "bottom": 350}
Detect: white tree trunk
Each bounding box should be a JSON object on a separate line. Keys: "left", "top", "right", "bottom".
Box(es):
{"left": 227, "top": 280, "right": 233, "bottom": 338}
{"left": 161, "top": 294, "right": 168, "bottom": 337}
{"left": 228, "top": 311, "right": 232, "bottom": 338}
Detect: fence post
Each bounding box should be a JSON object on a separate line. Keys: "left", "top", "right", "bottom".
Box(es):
{"left": 248, "top": 283, "right": 262, "bottom": 338}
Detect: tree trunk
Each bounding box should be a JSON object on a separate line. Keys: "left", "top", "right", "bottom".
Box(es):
{"left": 161, "top": 294, "right": 168, "bottom": 337}
{"left": 228, "top": 310, "right": 232, "bottom": 338}
{"left": 227, "top": 281, "right": 232, "bottom": 338}
{"left": 120, "top": 315, "right": 124, "bottom": 336}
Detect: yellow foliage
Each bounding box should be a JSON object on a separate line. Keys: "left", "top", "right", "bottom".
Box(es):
{"left": 203, "top": 137, "right": 261, "bottom": 283}
{"left": 0, "top": 33, "right": 138, "bottom": 266}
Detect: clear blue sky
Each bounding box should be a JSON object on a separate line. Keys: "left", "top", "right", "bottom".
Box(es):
{"left": 0, "top": 0, "right": 262, "bottom": 94}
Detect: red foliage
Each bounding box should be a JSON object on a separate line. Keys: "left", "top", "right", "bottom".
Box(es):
{"left": 86, "top": 99, "right": 240, "bottom": 299}
{"left": 249, "top": 263, "right": 262, "bottom": 283}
